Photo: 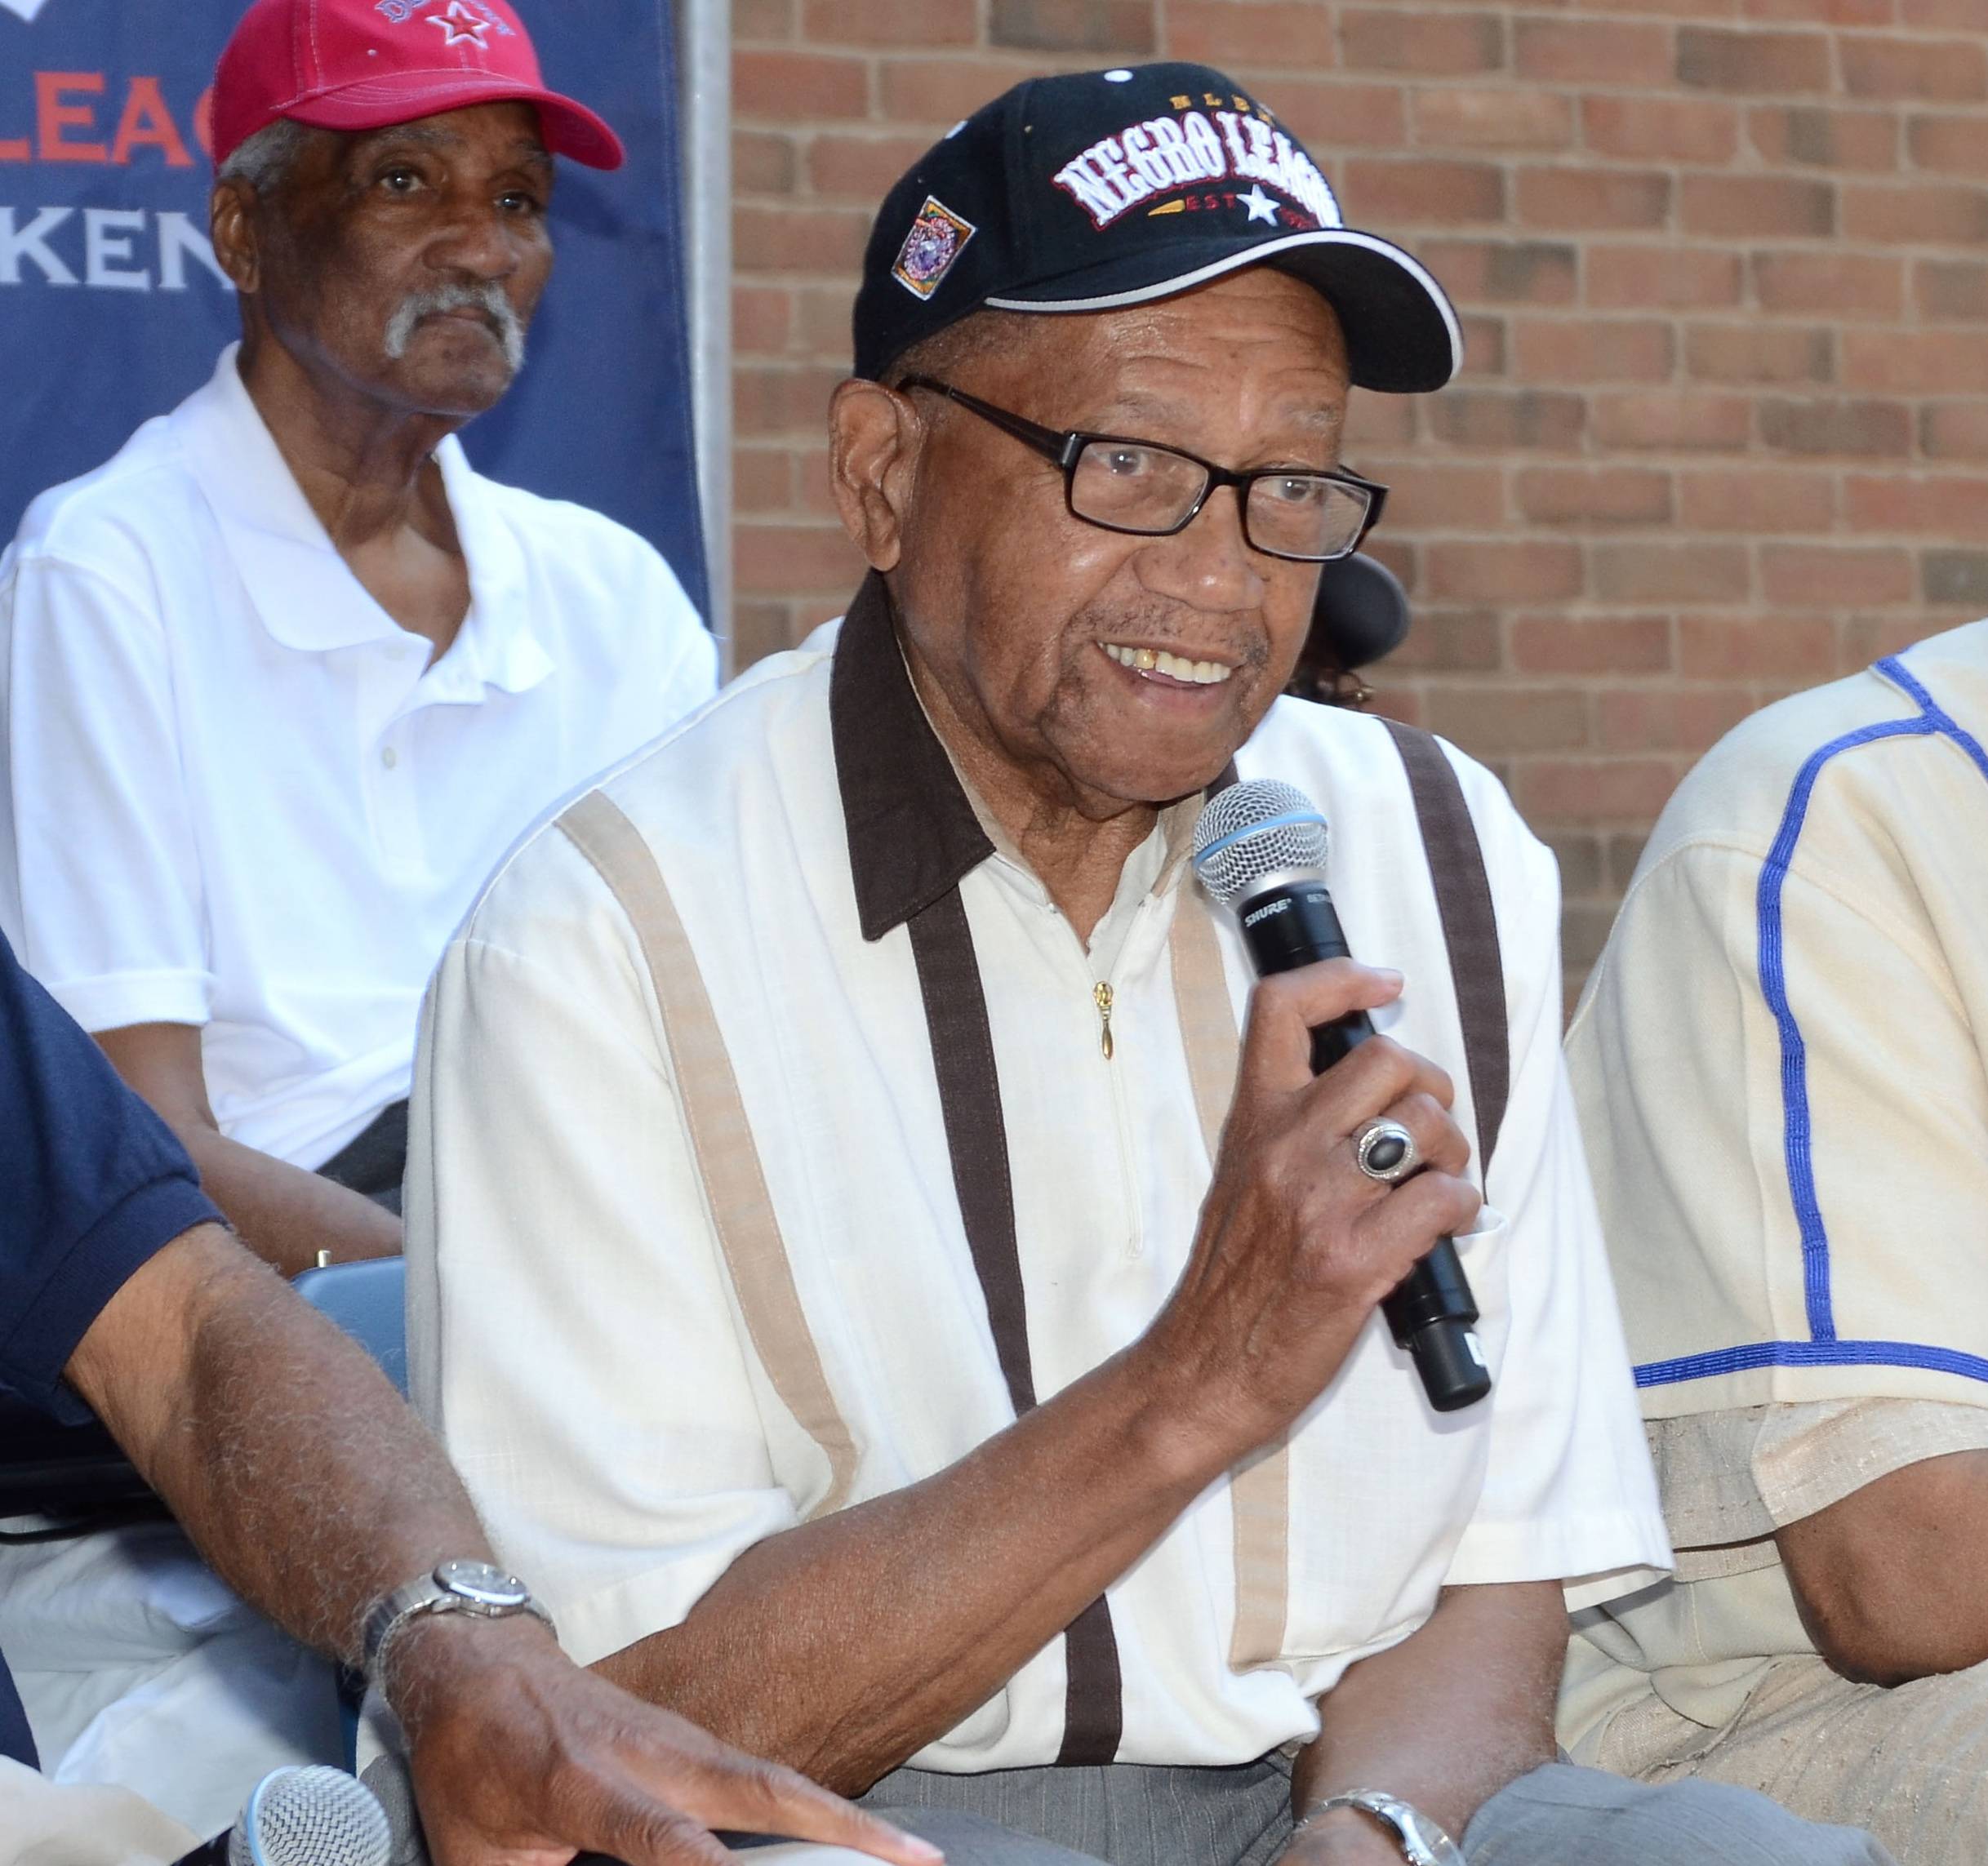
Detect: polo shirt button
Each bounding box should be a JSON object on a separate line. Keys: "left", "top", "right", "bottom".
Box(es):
{"left": 380, "top": 746, "right": 398, "bottom": 770}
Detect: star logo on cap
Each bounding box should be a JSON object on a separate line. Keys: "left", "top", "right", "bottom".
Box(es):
{"left": 1239, "top": 184, "right": 1281, "bottom": 227}
{"left": 428, "top": 1, "right": 490, "bottom": 47}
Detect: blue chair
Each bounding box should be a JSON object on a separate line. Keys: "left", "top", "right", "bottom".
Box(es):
{"left": 291, "top": 1258, "right": 408, "bottom": 1398}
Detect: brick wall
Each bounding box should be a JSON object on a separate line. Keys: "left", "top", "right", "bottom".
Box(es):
{"left": 731, "top": 1, "right": 1988, "bottom": 989}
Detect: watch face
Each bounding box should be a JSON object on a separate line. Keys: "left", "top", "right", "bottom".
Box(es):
{"left": 434, "top": 1558, "right": 529, "bottom": 1610}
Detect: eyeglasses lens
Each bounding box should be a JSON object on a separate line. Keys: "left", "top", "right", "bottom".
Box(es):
{"left": 1070, "top": 441, "right": 1369, "bottom": 560}
{"left": 1247, "top": 474, "right": 1372, "bottom": 561}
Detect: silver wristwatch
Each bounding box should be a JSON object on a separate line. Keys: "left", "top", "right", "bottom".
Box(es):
{"left": 1297, "top": 1791, "right": 1465, "bottom": 1866}
{"left": 361, "top": 1558, "right": 555, "bottom": 1680}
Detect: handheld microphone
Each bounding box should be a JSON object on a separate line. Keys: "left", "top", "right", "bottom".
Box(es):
{"left": 1194, "top": 778, "right": 1492, "bottom": 1413}
{"left": 174, "top": 1765, "right": 393, "bottom": 1866}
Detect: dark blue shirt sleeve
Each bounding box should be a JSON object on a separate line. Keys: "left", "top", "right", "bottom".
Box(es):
{"left": 0, "top": 931, "right": 221, "bottom": 1425}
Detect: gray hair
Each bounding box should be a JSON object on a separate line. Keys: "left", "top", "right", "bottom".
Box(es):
{"left": 218, "top": 118, "right": 310, "bottom": 195}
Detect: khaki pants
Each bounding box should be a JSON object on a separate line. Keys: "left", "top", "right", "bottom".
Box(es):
{"left": 1591, "top": 1653, "right": 1988, "bottom": 1866}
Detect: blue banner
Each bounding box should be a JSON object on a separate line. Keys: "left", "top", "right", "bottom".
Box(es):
{"left": 0, "top": 0, "right": 707, "bottom": 616}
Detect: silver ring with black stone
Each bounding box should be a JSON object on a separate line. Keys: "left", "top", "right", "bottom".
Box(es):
{"left": 1353, "top": 1116, "right": 1421, "bottom": 1184}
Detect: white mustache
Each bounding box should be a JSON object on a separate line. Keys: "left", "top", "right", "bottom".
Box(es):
{"left": 383, "top": 282, "right": 526, "bottom": 373}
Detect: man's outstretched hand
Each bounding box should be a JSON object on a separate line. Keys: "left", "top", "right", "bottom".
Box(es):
{"left": 392, "top": 1615, "right": 942, "bottom": 1866}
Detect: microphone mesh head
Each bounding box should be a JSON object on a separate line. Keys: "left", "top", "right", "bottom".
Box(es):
{"left": 229, "top": 1766, "right": 392, "bottom": 1866}
{"left": 1193, "top": 778, "right": 1331, "bottom": 909}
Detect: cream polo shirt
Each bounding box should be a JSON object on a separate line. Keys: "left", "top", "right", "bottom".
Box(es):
{"left": 408, "top": 576, "right": 1668, "bottom": 1772}
{"left": 1561, "top": 620, "right": 1988, "bottom": 1753}
{"left": 0, "top": 345, "right": 716, "bottom": 1169}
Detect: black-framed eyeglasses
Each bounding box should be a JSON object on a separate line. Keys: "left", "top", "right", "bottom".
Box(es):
{"left": 900, "top": 375, "right": 1387, "bottom": 563}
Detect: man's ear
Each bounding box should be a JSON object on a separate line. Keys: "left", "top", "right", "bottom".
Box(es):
{"left": 209, "top": 180, "right": 261, "bottom": 295}
{"left": 828, "top": 378, "right": 925, "bottom": 574}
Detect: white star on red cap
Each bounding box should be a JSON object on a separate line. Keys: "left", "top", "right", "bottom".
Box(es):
{"left": 1240, "top": 184, "right": 1281, "bottom": 226}
{"left": 428, "top": 2, "right": 490, "bottom": 47}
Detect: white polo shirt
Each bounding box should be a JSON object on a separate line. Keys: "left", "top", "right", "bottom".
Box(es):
{"left": 0, "top": 345, "right": 716, "bottom": 1168}
{"left": 409, "top": 576, "right": 1667, "bottom": 1772}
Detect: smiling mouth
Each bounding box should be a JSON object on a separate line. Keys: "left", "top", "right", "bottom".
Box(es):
{"left": 1101, "top": 642, "right": 1236, "bottom": 686}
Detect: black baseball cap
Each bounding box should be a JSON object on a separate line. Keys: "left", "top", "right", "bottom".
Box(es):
{"left": 852, "top": 63, "right": 1461, "bottom": 393}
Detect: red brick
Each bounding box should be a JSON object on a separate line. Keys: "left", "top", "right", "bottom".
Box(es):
{"left": 1759, "top": 398, "right": 1914, "bottom": 455}
{"left": 878, "top": 60, "right": 1039, "bottom": 127}
{"left": 735, "top": 522, "right": 869, "bottom": 593}
{"left": 1425, "top": 541, "right": 1584, "bottom": 601}
{"left": 1593, "top": 393, "right": 1752, "bottom": 452}
{"left": 1587, "top": 246, "right": 1741, "bottom": 310}
{"left": 1680, "top": 174, "right": 1835, "bottom": 238}
{"left": 1748, "top": 106, "right": 1901, "bottom": 171}
{"left": 736, "top": 0, "right": 796, "bottom": 36}
{"left": 735, "top": 50, "right": 869, "bottom": 120}
{"left": 1342, "top": 395, "right": 1417, "bottom": 450}
{"left": 1677, "top": 468, "right": 1836, "bottom": 532}
{"left": 735, "top": 131, "right": 797, "bottom": 194}
{"left": 1426, "top": 390, "right": 1587, "bottom": 449}
{"left": 1910, "top": 114, "right": 1988, "bottom": 176}
{"left": 1760, "top": 544, "right": 1915, "bottom": 606}
{"left": 1342, "top": 158, "right": 1505, "bottom": 224}
{"left": 1843, "top": 329, "right": 1988, "bottom": 392}
{"left": 1581, "top": 95, "right": 1737, "bottom": 164}
{"left": 1844, "top": 474, "right": 1988, "bottom": 533}
{"left": 734, "top": 363, "right": 850, "bottom": 435}
{"left": 1414, "top": 88, "right": 1574, "bottom": 152}
{"left": 1370, "top": 464, "right": 1507, "bottom": 529}
{"left": 1902, "top": 0, "right": 1988, "bottom": 23}
{"left": 804, "top": 0, "right": 975, "bottom": 43}
{"left": 1457, "top": 314, "right": 1507, "bottom": 376}
{"left": 806, "top": 133, "right": 932, "bottom": 199}
{"left": 1341, "top": 9, "right": 1505, "bottom": 75}
{"left": 733, "top": 285, "right": 794, "bottom": 355}
{"left": 1923, "top": 550, "right": 1988, "bottom": 606}
{"left": 1676, "top": 27, "right": 1830, "bottom": 93}
{"left": 1679, "top": 615, "right": 1837, "bottom": 678}
{"left": 1510, "top": 615, "right": 1674, "bottom": 675}
{"left": 1253, "top": 81, "right": 1409, "bottom": 149}
{"left": 1684, "top": 324, "right": 1834, "bottom": 385}
{"left": 1515, "top": 467, "right": 1674, "bottom": 525}
{"left": 734, "top": 447, "right": 794, "bottom": 514}
{"left": 1516, "top": 19, "right": 1673, "bottom": 86}
{"left": 1419, "top": 240, "right": 1578, "bottom": 306}
{"left": 1165, "top": 2, "right": 1337, "bottom": 67}
{"left": 1594, "top": 542, "right": 1750, "bottom": 602}
{"left": 1841, "top": 617, "right": 1940, "bottom": 667}
{"left": 990, "top": 0, "right": 1155, "bottom": 52}
{"left": 1753, "top": 252, "right": 1904, "bottom": 318}
{"left": 1515, "top": 759, "right": 1688, "bottom": 821}
{"left": 734, "top": 203, "right": 871, "bottom": 274}
{"left": 1746, "top": 0, "right": 1892, "bottom": 21}
{"left": 731, "top": 601, "right": 800, "bottom": 667}
{"left": 1514, "top": 318, "right": 1674, "bottom": 383}
{"left": 1595, "top": 687, "right": 1758, "bottom": 753}
{"left": 1841, "top": 37, "right": 1988, "bottom": 103}
{"left": 1516, "top": 167, "right": 1671, "bottom": 232}
{"left": 794, "top": 284, "right": 856, "bottom": 355}
{"left": 1921, "top": 403, "right": 1988, "bottom": 460}
{"left": 1842, "top": 182, "right": 1988, "bottom": 244}
{"left": 1915, "top": 260, "right": 1988, "bottom": 320}
{"left": 1545, "top": 830, "right": 1605, "bottom": 898}
{"left": 1426, "top": 686, "right": 1590, "bottom": 753}
{"left": 1384, "top": 609, "right": 1503, "bottom": 676}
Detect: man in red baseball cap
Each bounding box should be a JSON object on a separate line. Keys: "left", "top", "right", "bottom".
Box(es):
{"left": 0, "top": 0, "right": 718, "bottom": 1835}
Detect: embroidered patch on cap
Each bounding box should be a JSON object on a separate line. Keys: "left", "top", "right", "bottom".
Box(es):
{"left": 892, "top": 196, "right": 976, "bottom": 300}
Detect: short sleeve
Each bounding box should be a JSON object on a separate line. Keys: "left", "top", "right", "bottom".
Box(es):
{"left": 0, "top": 551, "right": 211, "bottom": 1032}
{"left": 1434, "top": 790, "right": 1673, "bottom": 1607}
{"left": 406, "top": 839, "right": 798, "bottom": 1669}
{"left": 0, "top": 933, "right": 220, "bottom": 1422}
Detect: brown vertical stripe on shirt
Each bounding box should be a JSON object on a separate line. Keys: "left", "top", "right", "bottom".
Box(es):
{"left": 1168, "top": 890, "right": 1291, "bottom": 1671}
{"left": 555, "top": 788, "right": 861, "bottom": 1519}
{"left": 1380, "top": 721, "right": 1510, "bottom": 1173}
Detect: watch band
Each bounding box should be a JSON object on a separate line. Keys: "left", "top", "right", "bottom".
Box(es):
{"left": 361, "top": 1558, "right": 555, "bottom": 1681}
{"left": 1294, "top": 1791, "right": 1465, "bottom": 1866}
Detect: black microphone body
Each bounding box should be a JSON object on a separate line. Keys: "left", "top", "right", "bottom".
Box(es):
{"left": 1236, "top": 874, "right": 1492, "bottom": 1413}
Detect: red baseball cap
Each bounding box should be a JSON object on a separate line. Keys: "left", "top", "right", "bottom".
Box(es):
{"left": 212, "top": 0, "right": 625, "bottom": 172}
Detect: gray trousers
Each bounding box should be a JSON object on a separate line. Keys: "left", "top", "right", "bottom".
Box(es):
{"left": 856, "top": 1754, "right": 1897, "bottom": 1865}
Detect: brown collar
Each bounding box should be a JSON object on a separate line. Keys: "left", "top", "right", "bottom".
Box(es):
{"left": 830, "top": 572, "right": 994, "bottom": 944}
{"left": 829, "top": 571, "right": 1239, "bottom": 942}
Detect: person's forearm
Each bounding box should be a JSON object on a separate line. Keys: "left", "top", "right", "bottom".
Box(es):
{"left": 1290, "top": 1582, "right": 1565, "bottom": 1849}
{"left": 180, "top": 1122, "right": 401, "bottom": 1273}
{"left": 597, "top": 1337, "right": 1239, "bottom": 1796}
{"left": 69, "top": 1224, "right": 486, "bottom": 1673}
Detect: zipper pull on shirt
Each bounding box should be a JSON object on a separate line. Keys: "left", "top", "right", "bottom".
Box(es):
{"left": 1093, "top": 980, "right": 1115, "bottom": 1060}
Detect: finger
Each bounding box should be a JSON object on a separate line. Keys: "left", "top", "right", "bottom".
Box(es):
{"left": 1344, "top": 1091, "right": 1470, "bottom": 1184}
{"left": 656, "top": 1756, "right": 943, "bottom": 1866}
{"left": 1303, "top": 1034, "right": 1456, "bottom": 1139}
{"left": 1363, "top": 1171, "right": 1484, "bottom": 1266}
{"left": 1235, "top": 961, "right": 1405, "bottom": 1098}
